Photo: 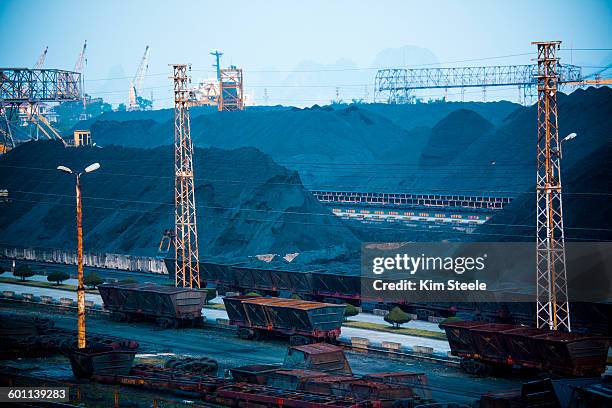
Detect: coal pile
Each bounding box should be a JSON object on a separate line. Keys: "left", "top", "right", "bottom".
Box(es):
{"left": 74, "top": 88, "right": 611, "bottom": 196}
{"left": 0, "top": 141, "right": 359, "bottom": 259}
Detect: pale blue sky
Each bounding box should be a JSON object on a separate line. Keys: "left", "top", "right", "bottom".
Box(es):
{"left": 1, "top": 0, "right": 611, "bottom": 106}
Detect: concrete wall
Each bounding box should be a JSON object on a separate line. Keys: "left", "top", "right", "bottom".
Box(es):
{"left": 1, "top": 246, "right": 168, "bottom": 274}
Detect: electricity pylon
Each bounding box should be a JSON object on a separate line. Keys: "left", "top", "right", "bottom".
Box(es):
{"left": 171, "top": 64, "right": 201, "bottom": 288}
{"left": 533, "top": 41, "right": 570, "bottom": 331}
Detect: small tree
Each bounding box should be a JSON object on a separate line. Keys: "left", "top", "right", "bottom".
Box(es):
{"left": 384, "top": 307, "right": 411, "bottom": 329}
{"left": 14, "top": 265, "right": 35, "bottom": 281}
{"left": 84, "top": 272, "right": 104, "bottom": 288}
{"left": 439, "top": 316, "right": 463, "bottom": 330}
{"left": 205, "top": 288, "right": 217, "bottom": 305}
{"left": 344, "top": 304, "right": 359, "bottom": 321}
{"left": 47, "top": 271, "right": 70, "bottom": 286}
{"left": 244, "top": 292, "right": 261, "bottom": 297}
{"left": 119, "top": 278, "right": 137, "bottom": 284}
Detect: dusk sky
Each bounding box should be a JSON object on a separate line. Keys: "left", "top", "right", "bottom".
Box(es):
{"left": 1, "top": 0, "right": 611, "bottom": 106}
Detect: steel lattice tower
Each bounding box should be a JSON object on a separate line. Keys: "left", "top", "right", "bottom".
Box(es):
{"left": 533, "top": 41, "right": 570, "bottom": 331}
{"left": 172, "top": 64, "right": 201, "bottom": 288}
{"left": 218, "top": 67, "right": 244, "bottom": 111}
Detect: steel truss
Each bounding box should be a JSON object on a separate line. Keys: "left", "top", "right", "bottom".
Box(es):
{"left": 374, "top": 64, "right": 582, "bottom": 104}
{"left": 218, "top": 67, "right": 244, "bottom": 111}
{"left": 0, "top": 68, "right": 81, "bottom": 102}
{"left": 172, "top": 64, "right": 201, "bottom": 288}
{"left": 534, "top": 42, "right": 570, "bottom": 331}
{"left": 0, "top": 68, "right": 82, "bottom": 151}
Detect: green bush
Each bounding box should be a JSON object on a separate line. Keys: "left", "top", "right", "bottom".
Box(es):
{"left": 344, "top": 304, "right": 359, "bottom": 320}
{"left": 438, "top": 316, "right": 463, "bottom": 329}
{"left": 119, "top": 278, "right": 137, "bottom": 284}
{"left": 84, "top": 272, "right": 104, "bottom": 288}
{"left": 14, "top": 265, "right": 35, "bottom": 281}
{"left": 290, "top": 293, "right": 302, "bottom": 300}
{"left": 47, "top": 271, "right": 70, "bottom": 285}
{"left": 244, "top": 292, "right": 261, "bottom": 297}
{"left": 384, "top": 307, "right": 411, "bottom": 329}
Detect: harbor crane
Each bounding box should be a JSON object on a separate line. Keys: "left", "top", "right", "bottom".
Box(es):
{"left": 34, "top": 46, "right": 48, "bottom": 69}
{"left": 74, "top": 41, "right": 88, "bottom": 119}
{"left": 128, "top": 46, "right": 151, "bottom": 111}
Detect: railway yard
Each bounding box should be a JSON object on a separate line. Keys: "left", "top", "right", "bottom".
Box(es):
{"left": 2, "top": 3, "right": 612, "bottom": 407}
{"left": 0, "top": 298, "right": 525, "bottom": 406}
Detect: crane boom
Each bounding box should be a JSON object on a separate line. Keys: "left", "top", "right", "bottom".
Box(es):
{"left": 34, "top": 46, "right": 48, "bottom": 69}
{"left": 74, "top": 41, "right": 88, "bottom": 118}
{"left": 128, "top": 46, "right": 150, "bottom": 110}
{"left": 74, "top": 41, "right": 87, "bottom": 73}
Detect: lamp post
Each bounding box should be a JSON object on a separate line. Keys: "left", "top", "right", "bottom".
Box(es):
{"left": 57, "top": 162, "right": 100, "bottom": 349}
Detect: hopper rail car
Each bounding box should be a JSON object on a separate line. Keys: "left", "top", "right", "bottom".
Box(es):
{"left": 98, "top": 283, "right": 207, "bottom": 328}
{"left": 440, "top": 321, "right": 610, "bottom": 376}
{"left": 165, "top": 258, "right": 612, "bottom": 333}
{"left": 168, "top": 259, "right": 611, "bottom": 333}
{"left": 223, "top": 296, "right": 345, "bottom": 345}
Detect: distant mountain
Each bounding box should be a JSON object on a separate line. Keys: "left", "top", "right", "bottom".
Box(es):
{"left": 370, "top": 45, "right": 439, "bottom": 69}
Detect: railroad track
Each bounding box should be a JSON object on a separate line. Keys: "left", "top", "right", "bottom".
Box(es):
{"left": 0, "top": 296, "right": 460, "bottom": 367}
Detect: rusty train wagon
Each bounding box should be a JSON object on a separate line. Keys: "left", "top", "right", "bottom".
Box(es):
{"left": 98, "top": 283, "right": 206, "bottom": 328}
{"left": 440, "top": 321, "right": 610, "bottom": 376}
{"left": 223, "top": 296, "right": 345, "bottom": 345}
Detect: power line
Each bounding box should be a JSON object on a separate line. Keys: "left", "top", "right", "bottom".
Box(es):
{"left": 1, "top": 163, "right": 611, "bottom": 196}
{"left": 7, "top": 190, "right": 612, "bottom": 234}
{"left": 6, "top": 196, "right": 609, "bottom": 241}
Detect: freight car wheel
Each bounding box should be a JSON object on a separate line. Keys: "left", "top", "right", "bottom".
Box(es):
{"left": 237, "top": 328, "right": 255, "bottom": 340}
{"left": 460, "top": 358, "right": 493, "bottom": 376}
{"left": 156, "top": 318, "right": 172, "bottom": 329}
{"left": 289, "top": 335, "right": 311, "bottom": 346}
{"left": 110, "top": 312, "right": 124, "bottom": 322}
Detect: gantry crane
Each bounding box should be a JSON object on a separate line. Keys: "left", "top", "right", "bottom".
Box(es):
{"left": 1, "top": 68, "right": 82, "bottom": 151}
{"left": 128, "top": 46, "right": 151, "bottom": 111}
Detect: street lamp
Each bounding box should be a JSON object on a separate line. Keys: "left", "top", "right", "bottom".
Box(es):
{"left": 559, "top": 133, "right": 577, "bottom": 159}
{"left": 57, "top": 162, "right": 100, "bottom": 349}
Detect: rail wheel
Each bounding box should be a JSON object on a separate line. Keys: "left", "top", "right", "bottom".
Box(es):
{"left": 237, "top": 327, "right": 255, "bottom": 340}
{"left": 156, "top": 317, "right": 172, "bottom": 329}
{"left": 460, "top": 358, "right": 493, "bottom": 376}
{"left": 289, "top": 335, "right": 311, "bottom": 346}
